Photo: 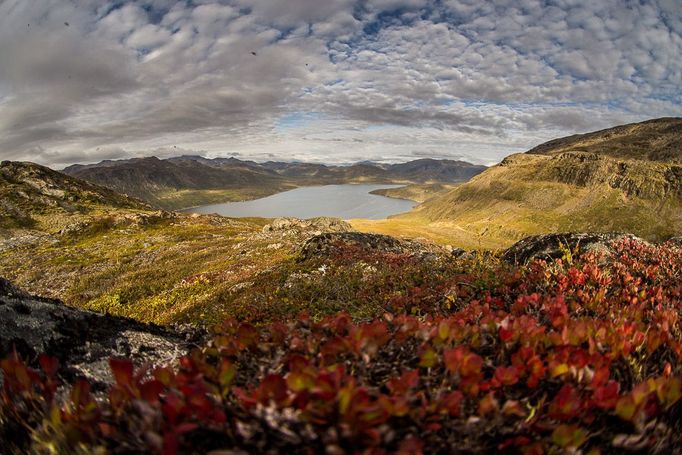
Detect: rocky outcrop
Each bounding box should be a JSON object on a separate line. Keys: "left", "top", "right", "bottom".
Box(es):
{"left": 0, "top": 278, "right": 201, "bottom": 388}
{"left": 502, "top": 232, "right": 646, "bottom": 264}
{"left": 262, "top": 217, "right": 352, "bottom": 235}
{"left": 299, "top": 232, "right": 445, "bottom": 262}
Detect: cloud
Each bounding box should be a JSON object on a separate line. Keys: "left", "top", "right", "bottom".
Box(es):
{"left": 0, "top": 0, "right": 679, "bottom": 168}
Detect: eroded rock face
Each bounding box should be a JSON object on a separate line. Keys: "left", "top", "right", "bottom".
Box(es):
{"left": 299, "top": 232, "right": 445, "bottom": 262}
{"left": 262, "top": 217, "right": 352, "bottom": 234}
{"left": 502, "top": 232, "right": 646, "bottom": 264}
{"left": 0, "top": 278, "right": 202, "bottom": 388}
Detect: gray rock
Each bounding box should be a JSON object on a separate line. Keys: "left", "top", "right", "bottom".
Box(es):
{"left": 299, "top": 232, "right": 445, "bottom": 262}
{"left": 502, "top": 232, "right": 646, "bottom": 264}
{"left": 262, "top": 217, "right": 352, "bottom": 234}
{"left": 0, "top": 277, "right": 202, "bottom": 387}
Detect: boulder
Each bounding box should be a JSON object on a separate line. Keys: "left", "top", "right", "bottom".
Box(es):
{"left": 299, "top": 232, "right": 445, "bottom": 262}
{"left": 262, "top": 217, "right": 352, "bottom": 234}
{"left": 0, "top": 277, "right": 202, "bottom": 388}
{"left": 502, "top": 232, "right": 646, "bottom": 264}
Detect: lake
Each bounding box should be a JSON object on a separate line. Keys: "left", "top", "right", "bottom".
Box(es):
{"left": 184, "top": 184, "right": 416, "bottom": 220}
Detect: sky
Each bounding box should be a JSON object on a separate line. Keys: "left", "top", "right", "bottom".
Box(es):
{"left": 0, "top": 0, "right": 680, "bottom": 168}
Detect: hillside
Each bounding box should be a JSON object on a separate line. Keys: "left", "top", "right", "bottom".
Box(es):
{"left": 370, "top": 118, "right": 682, "bottom": 248}
{"left": 62, "top": 157, "right": 487, "bottom": 210}
{"left": 2, "top": 159, "right": 682, "bottom": 454}
{"left": 63, "top": 156, "right": 289, "bottom": 210}
{"left": 0, "top": 161, "right": 149, "bottom": 232}
{"left": 527, "top": 117, "right": 681, "bottom": 162}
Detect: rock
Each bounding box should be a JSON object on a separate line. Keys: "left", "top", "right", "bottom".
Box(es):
{"left": 450, "top": 247, "right": 467, "bottom": 258}
{"left": 0, "top": 277, "right": 202, "bottom": 388}
{"left": 262, "top": 217, "right": 352, "bottom": 234}
{"left": 299, "top": 232, "right": 445, "bottom": 262}
{"left": 502, "top": 232, "right": 646, "bottom": 264}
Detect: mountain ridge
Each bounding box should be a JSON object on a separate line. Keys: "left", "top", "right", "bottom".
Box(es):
{"left": 360, "top": 117, "right": 682, "bottom": 247}
{"left": 62, "top": 157, "right": 487, "bottom": 210}
{"left": 526, "top": 117, "right": 681, "bottom": 162}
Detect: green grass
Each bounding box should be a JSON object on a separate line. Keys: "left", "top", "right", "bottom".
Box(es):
{"left": 0, "top": 214, "right": 302, "bottom": 324}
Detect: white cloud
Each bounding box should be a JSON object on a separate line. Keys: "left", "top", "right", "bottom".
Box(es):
{"left": 0, "top": 0, "right": 679, "bottom": 168}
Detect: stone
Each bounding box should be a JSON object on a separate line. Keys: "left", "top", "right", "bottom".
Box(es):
{"left": 502, "top": 232, "right": 646, "bottom": 264}
{"left": 0, "top": 277, "right": 203, "bottom": 388}
{"left": 262, "top": 217, "right": 352, "bottom": 234}
{"left": 299, "top": 232, "right": 445, "bottom": 262}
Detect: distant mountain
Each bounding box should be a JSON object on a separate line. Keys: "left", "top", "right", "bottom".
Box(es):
{"left": 62, "top": 157, "right": 486, "bottom": 210}
{"left": 0, "top": 161, "right": 148, "bottom": 230}
{"left": 63, "top": 156, "right": 287, "bottom": 209}
{"left": 401, "top": 117, "right": 682, "bottom": 246}
{"left": 385, "top": 158, "right": 487, "bottom": 182}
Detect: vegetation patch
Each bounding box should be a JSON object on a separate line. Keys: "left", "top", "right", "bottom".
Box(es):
{"left": 2, "top": 238, "right": 681, "bottom": 453}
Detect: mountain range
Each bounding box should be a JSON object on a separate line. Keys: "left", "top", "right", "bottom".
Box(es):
{"left": 62, "top": 157, "right": 487, "bottom": 210}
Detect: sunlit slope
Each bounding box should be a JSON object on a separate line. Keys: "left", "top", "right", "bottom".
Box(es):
{"left": 527, "top": 117, "right": 681, "bottom": 162}
{"left": 354, "top": 118, "right": 682, "bottom": 248}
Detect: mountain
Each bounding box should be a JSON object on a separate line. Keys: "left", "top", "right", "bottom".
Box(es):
{"left": 62, "top": 157, "right": 487, "bottom": 210}
{"left": 63, "top": 156, "right": 288, "bottom": 209}
{"left": 527, "top": 117, "right": 681, "bottom": 162}
{"left": 385, "top": 118, "right": 682, "bottom": 248}
{"left": 0, "top": 161, "right": 148, "bottom": 231}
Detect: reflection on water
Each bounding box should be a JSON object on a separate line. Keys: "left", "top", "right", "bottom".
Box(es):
{"left": 183, "top": 184, "right": 416, "bottom": 220}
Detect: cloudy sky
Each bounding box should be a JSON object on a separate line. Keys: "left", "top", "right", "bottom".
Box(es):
{"left": 0, "top": 0, "right": 680, "bottom": 168}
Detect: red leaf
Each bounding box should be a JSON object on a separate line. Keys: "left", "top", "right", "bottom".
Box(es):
{"left": 258, "top": 374, "right": 288, "bottom": 405}
{"left": 110, "top": 358, "right": 134, "bottom": 387}
{"left": 38, "top": 354, "right": 59, "bottom": 377}
{"left": 478, "top": 392, "right": 499, "bottom": 416}
{"left": 140, "top": 380, "right": 165, "bottom": 403}
{"left": 593, "top": 380, "right": 620, "bottom": 410}
{"left": 441, "top": 390, "right": 463, "bottom": 417}
{"left": 499, "top": 326, "right": 514, "bottom": 343}
{"left": 494, "top": 366, "right": 520, "bottom": 386}
{"left": 549, "top": 384, "right": 582, "bottom": 420}
{"left": 397, "top": 436, "right": 424, "bottom": 455}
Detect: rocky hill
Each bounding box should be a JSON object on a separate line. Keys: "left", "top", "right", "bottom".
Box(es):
{"left": 62, "top": 157, "right": 486, "bottom": 210}
{"left": 527, "top": 117, "right": 681, "bottom": 162}
{"left": 0, "top": 161, "right": 149, "bottom": 231}
{"left": 63, "top": 156, "right": 287, "bottom": 210}
{"left": 397, "top": 118, "right": 682, "bottom": 247}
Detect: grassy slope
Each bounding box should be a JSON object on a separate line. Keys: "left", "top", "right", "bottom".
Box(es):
{"left": 0, "top": 214, "right": 319, "bottom": 325}
{"left": 369, "top": 183, "right": 459, "bottom": 203}
{"left": 527, "top": 117, "right": 681, "bottom": 162}
{"left": 411, "top": 153, "right": 680, "bottom": 246}
{"left": 357, "top": 128, "right": 682, "bottom": 248}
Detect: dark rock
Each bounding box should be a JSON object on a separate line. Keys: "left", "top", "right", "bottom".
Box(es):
{"left": 0, "top": 277, "right": 203, "bottom": 387}
{"left": 449, "top": 247, "right": 467, "bottom": 258}
{"left": 299, "top": 232, "right": 445, "bottom": 262}
{"left": 502, "top": 232, "right": 646, "bottom": 264}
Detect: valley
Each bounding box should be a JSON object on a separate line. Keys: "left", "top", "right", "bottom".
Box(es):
{"left": 1, "top": 117, "right": 681, "bottom": 454}
{"left": 63, "top": 156, "right": 487, "bottom": 210}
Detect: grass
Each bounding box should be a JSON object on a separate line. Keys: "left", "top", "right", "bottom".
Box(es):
{"left": 0, "top": 214, "right": 306, "bottom": 325}
{"left": 387, "top": 153, "right": 682, "bottom": 248}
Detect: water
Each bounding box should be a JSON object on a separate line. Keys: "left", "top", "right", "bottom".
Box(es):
{"left": 184, "top": 184, "right": 416, "bottom": 220}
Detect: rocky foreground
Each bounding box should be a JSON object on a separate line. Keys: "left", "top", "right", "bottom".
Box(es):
{"left": 1, "top": 232, "right": 681, "bottom": 454}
